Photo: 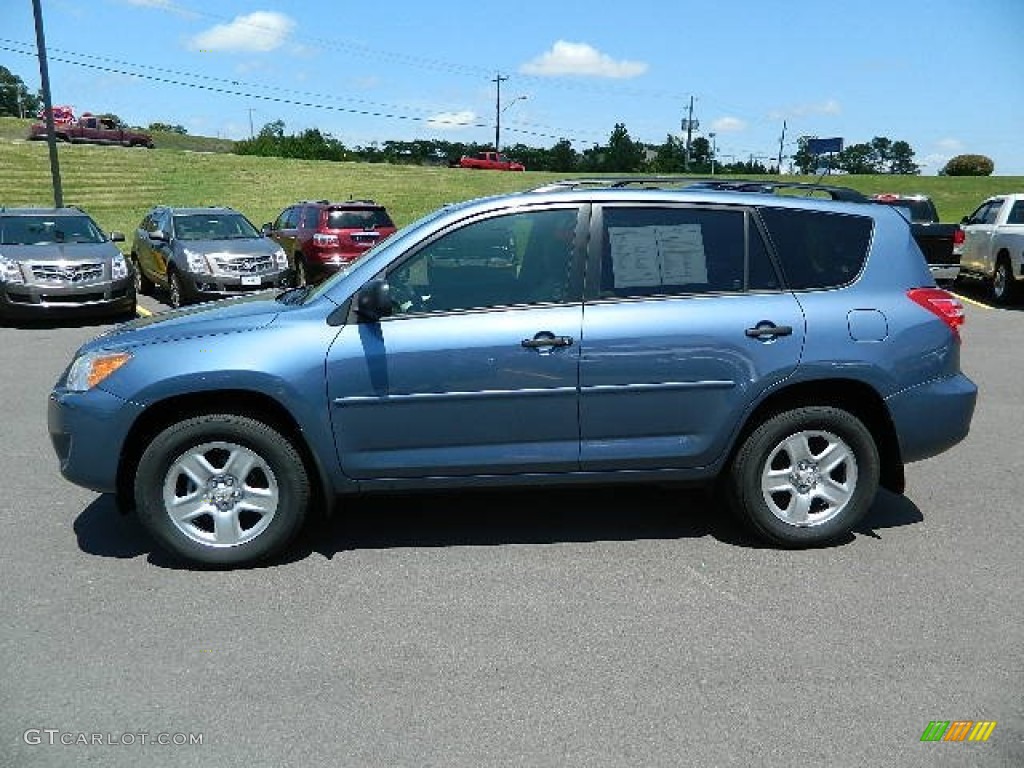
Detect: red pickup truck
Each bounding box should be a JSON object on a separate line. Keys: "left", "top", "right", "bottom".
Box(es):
{"left": 451, "top": 151, "right": 525, "bottom": 171}
{"left": 28, "top": 112, "right": 154, "bottom": 149}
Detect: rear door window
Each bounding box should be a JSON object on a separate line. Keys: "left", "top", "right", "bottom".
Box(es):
{"left": 756, "top": 207, "right": 872, "bottom": 289}
{"left": 596, "top": 205, "right": 780, "bottom": 298}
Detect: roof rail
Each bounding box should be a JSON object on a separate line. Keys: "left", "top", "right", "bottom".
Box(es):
{"left": 527, "top": 176, "right": 867, "bottom": 202}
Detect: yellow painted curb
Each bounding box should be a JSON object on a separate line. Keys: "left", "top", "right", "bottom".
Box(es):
{"left": 950, "top": 292, "right": 990, "bottom": 310}
{"left": 135, "top": 305, "right": 153, "bottom": 317}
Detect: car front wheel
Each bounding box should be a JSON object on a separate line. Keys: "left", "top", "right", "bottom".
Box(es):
{"left": 134, "top": 414, "right": 310, "bottom": 567}
{"left": 727, "top": 406, "right": 880, "bottom": 547}
{"left": 992, "top": 259, "right": 1018, "bottom": 304}
{"left": 167, "top": 270, "right": 186, "bottom": 308}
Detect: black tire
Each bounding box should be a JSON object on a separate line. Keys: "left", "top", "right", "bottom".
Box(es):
{"left": 991, "top": 258, "right": 1018, "bottom": 305}
{"left": 167, "top": 269, "right": 186, "bottom": 309}
{"left": 134, "top": 414, "right": 310, "bottom": 567}
{"left": 131, "top": 254, "right": 154, "bottom": 296}
{"left": 727, "top": 406, "right": 880, "bottom": 547}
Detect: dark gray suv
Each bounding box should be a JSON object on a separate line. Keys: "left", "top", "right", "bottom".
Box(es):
{"left": 131, "top": 206, "right": 291, "bottom": 308}
{"left": 0, "top": 206, "right": 134, "bottom": 320}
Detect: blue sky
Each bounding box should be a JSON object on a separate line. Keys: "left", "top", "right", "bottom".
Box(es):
{"left": 2, "top": 0, "right": 1022, "bottom": 174}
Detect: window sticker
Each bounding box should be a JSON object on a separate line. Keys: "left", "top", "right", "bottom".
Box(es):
{"left": 608, "top": 224, "right": 708, "bottom": 288}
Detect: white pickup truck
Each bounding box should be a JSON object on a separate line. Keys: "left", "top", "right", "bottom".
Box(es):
{"left": 958, "top": 193, "right": 1024, "bottom": 303}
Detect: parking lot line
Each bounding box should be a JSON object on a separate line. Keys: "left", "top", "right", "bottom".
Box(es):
{"left": 950, "top": 292, "right": 990, "bottom": 309}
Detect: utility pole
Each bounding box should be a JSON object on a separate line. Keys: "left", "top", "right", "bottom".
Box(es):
{"left": 777, "top": 120, "right": 787, "bottom": 174}
{"left": 681, "top": 95, "right": 699, "bottom": 171}
{"left": 248, "top": 108, "right": 255, "bottom": 139}
{"left": 708, "top": 132, "right": 717, "bottom": 176}
{"left": 32, "top": 0, "right": 63, "bottom": 208}
{"left": 493, "top": 72, "right": 508, "bottom": 151}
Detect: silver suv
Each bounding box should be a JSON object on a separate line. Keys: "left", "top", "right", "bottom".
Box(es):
{"left": 0, "top": 206, "right": 134, "bottom": 320}
{"left": 131, "top": 206, "right": 290, "bottom": 308}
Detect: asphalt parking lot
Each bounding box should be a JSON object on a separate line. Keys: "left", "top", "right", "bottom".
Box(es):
{"left": 1, "top": 283, "right": 1021, "bottom": 768}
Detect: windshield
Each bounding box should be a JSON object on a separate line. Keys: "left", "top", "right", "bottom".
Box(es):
{"left": 172, "top": 213, "right": 260, "bottom": 241}
{"left": 0, "top": 214, "right": 106, "bottom": 245}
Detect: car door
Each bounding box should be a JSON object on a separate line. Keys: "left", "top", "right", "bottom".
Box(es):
{"left": 961, "top": 199, "right": 1001, "bottom": 274}
{"left": 326, "top": 206, "right": 586, "bottom": 480}
{"left": 578, "top": 203, "right": 805, "bottom": 470}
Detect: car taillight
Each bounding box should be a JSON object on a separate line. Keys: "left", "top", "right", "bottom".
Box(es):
{"left": 907, "top": 287, "right": 965, "bottom": 341}
{"left": 952, "top": 226, "right": 965, "bottom": 255}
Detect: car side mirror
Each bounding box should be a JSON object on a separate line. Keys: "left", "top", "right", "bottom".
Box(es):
{"left": 109, "top": 231, "right": 125, "bottom": 242}
{"left": 960, "top": 216, "right": 970, "bottom": 225}
{"left": 150, "top": 229, "right": 169, "bottom": 242}
{"left": 355, "top": 279, "right": 394, "bottom": 322}
{"left": 261, "top": 223, "right": 272, "bottom": 236}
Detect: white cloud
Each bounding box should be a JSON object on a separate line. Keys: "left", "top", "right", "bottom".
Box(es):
{"left": 769, "top": 99, "right": 842, "bottom": 120}
{"left": 187, "top": 12, "right": 295, "bottom": 53}
{"left": 427, "top": 111, "right": 476, "bottom": 131}
{"left": 711, "top": 117, "right": 746, "bottom": 133}
{"left": 520, "top": 41, "right": 647, "bottom": 78}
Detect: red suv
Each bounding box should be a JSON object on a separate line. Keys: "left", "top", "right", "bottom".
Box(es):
{"left": 262, "top": 200, "right": 397, "bottom": 285}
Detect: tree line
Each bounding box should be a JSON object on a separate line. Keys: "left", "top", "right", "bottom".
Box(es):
{"left": 1, "top": 65, "right": 992, "bottom": 175}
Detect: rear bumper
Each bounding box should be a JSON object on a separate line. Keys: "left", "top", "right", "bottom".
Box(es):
{"left": 886, "top": 373, "right": 977, "bottom": 463}
{"left": 930, "top": 264, "right": 961, "bottom": 284}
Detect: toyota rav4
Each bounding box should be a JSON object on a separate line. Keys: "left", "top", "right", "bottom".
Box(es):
{"left": 49, "top": 179, "right": 977, "bottom": 567}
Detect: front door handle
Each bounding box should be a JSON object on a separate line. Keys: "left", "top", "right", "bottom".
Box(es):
{"left": 522, "top": 332, "right": 574, "bottom": 349}
{"left": 745, "top": 322, "right": 793, "bottom": 340}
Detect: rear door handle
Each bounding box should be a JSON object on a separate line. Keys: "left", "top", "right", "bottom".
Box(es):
{"left": 745, "top": 322, "right": 793, "bottom": 339}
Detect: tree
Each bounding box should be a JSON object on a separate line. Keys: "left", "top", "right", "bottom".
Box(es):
{"left": 941, "top": 154, "right": 994, "bottom": 176}
{"left": 603, "top": 123, "right": 645, "bottom": 172}
{"left": 548, "top": 139, "right": 577, "bottom": 173}
{"left": 148, "top": 122, "right": 188, "bottom": 135}
{"left": 887, "top": 141, "right": 919, "bottom": 175}
{"left": 0, "top": 66, "right": 40, "bottom": 118}
{"left": 838, "top": 143, "right": 880, "bottom": 174}
{"left": 652, "top": 134, "right": 685, "bottom": 173}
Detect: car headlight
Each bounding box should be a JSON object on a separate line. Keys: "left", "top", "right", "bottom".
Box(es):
{"left": 273, "top": 248, "right": 288, "bottom": 270}
{"left": 66, "top": 350, "right": 133, "bottom": 391}
{"left": 111, "top": 252, "right": 129, "bottom": 280}
{"left": 183, "top": 248, "right": 210, "bottom": 274}
{"left": 0, "top": 254, "right": 25, "bottom": 284}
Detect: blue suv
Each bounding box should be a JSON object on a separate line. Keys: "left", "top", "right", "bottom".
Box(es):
{"left": 48, "top": 179, "right": 977, "bottom": 567}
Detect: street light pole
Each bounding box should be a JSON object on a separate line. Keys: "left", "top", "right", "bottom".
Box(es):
{"left": 32, "top": 0, "right": 63, "bottom": 208}
{"left": 493, "top": 73, "right": 508, "bottom": 150}
{"left": 709, "top": 132, "right": 717, "bottom": 176}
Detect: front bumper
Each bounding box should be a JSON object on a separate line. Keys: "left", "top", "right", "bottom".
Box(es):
{"left": 48, "top": 385, "right": 143, "bottom": 494}
{"left": 0, "top": 276, "right": 135, "bottom": 318}
{"left": 182, "top": 270, "right": 291, "bottom": 300}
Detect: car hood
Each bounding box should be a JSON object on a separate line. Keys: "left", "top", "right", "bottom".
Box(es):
{"left": 175, "top": 238, "right": 280, "bottom": 256}
{"left": 0, "top": 242, "right": 120, "bottom": 261}
{"left": 84, "top": 292, "right": 285, "bottom": 352}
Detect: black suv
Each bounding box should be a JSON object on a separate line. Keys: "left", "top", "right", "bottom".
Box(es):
{"left": 263, "top": 200, "right": 397, "bottom": 285}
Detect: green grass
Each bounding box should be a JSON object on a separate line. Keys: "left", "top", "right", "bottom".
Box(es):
{"left": 2, "top": 115, "right": 1021, "bottom": 246}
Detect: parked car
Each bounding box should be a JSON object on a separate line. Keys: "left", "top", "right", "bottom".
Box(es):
{"left": 957, "top": 193, "right": 1024, "bottom": 303}
{"left": 49, "top": 179, "right": 977, "bottom": 567}
{"left": 131, "top": 206, "right": 291, "bottom": 308}
{"left": 0, "top": 206, "right": 135, "bottom": 320}
{"left": 262, "top": 199, "right": 397, "bottom": 285}
{"left": 868, "top": 193, "right": 963, "bottom": 284}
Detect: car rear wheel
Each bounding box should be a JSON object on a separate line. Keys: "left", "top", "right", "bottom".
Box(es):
{"left": 992, "top": 259, "right": 1018, "bottom": 304}
{"left": 727, "top": 406, "right": 879, "bottom": 547}
{"left": 134, "top": 414, "right": 310, "bottom": 567}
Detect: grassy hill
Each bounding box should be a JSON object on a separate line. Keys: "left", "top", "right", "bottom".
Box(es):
{"left": 1, "top": 116, "right": 1020, "bottom": 244}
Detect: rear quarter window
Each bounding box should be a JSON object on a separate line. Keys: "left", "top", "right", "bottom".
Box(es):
{"left": 756, "top": 207, "right": 872, "bottom": 290}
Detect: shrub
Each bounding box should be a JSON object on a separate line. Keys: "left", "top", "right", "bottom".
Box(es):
{"left": 941, "top": 154, "right": 994, "bottom": 176}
